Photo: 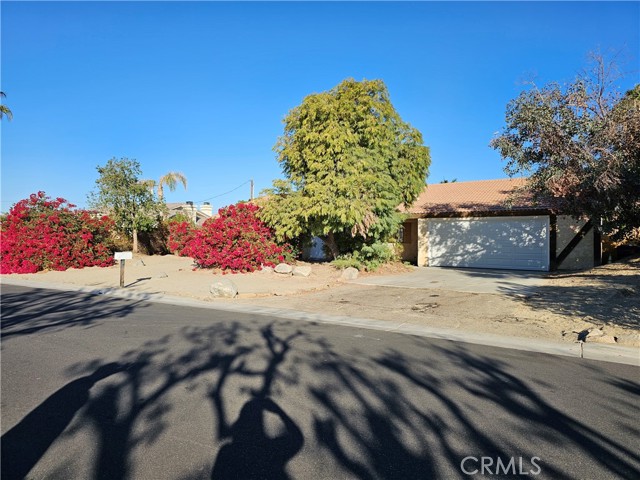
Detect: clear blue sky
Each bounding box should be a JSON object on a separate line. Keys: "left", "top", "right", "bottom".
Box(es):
{"left": 1, "top": 1, "right": 638, "bottom": 212}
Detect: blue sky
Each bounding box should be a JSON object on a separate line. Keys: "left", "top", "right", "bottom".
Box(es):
{"left": 1, "top": 1, "right": 638, "bottom": 213}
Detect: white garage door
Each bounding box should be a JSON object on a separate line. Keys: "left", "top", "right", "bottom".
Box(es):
{"left": 427, "top": 216, "right": 550, "bottom": 271}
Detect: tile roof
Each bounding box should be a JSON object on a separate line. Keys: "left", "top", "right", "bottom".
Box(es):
{"left": 401, "top": 178, "right": 550, "bottom": 216}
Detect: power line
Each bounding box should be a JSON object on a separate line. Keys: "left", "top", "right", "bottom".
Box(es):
{"left": 196, "top": 180, "right": 252, "bottom": 203}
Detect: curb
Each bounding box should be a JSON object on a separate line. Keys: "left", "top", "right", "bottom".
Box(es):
{"left": 2, "top": 278, "right": 638, "bottom": 367}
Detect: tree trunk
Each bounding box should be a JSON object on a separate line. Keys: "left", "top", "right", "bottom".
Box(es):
{"left": 133, "top": 227, "right": 139, "bottom": 253}
{"left": 325, "top": 232, "right": 339, "bottom": 260}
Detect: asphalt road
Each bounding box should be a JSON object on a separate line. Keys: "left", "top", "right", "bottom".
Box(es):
{"left": 1, "top": 284, "right": 639, "bottom": 480}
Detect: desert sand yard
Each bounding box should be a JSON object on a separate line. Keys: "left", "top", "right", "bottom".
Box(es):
{"left": 2, "top": 254, "right": 638, "bottom": 347}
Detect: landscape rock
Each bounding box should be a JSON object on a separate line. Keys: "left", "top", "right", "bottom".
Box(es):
{"left": 588, "top": 334, "right": 617, "bottom": 344}
{"left": 260, "top": 266, "right": 274, "bottom": 274}
{"left": 341, "top": 267, "right": 359, "bottom": 281}
{"left": 411, "top": 302, "right": 439, "bottom": 312}
{"left": 275, "top": 263, "right": 293, "bottom": 275}
{"left": 586, "top": 328, "right": 605, "bottom": 338}
{"left": 572, "top": 322, "right": 595, "bottom": 334}
{"left": 209, "top": 279, "right": 238, "bottom": 298}
{"left": 293, "top": 266, "right": 312, "bottom": 277}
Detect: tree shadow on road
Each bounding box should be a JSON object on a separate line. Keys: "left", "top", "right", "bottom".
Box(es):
{"left": 211, "top": 396, "right": 303, "bottom": 480}
{"left": 2, "top": 313, "right": 639, "bottom": 479}
{"left": 435, "top": 343, "right": 640, "bottom": 478}
{"left": 210, "top": 325, "right": 304, "bottom": 479}
{"left": 1, "top": 362, "right": 125, "bottom": 480}
{"left": 0, "top": 286, "right": 149, "bottom": 340}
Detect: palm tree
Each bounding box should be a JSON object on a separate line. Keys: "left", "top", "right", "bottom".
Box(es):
{"left": 0, "top": 92, "right": 13, "bottom": 120}
{"left": 157, "top": 171, "right": 188, "bottom": 201}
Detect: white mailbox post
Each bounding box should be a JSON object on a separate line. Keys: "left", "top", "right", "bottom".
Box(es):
{"left": 114, "top": 251, "right": 133, "bottom": 288}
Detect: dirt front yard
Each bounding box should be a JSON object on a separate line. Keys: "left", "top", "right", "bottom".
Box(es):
{"left": 2, "top": 255, "right": 638, "bottom": 347}
{"left": 236, "top": 257, "right": 640, "bottom": 347}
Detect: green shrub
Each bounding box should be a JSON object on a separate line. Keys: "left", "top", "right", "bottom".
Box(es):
{"left": 332, "top": 256, "right": 363, "bottom": 270}
{"left": 332, "top": 241, "right": 396, "bottom": 271}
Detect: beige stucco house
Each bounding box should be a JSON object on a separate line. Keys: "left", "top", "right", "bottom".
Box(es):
{"left": 399, "top": 178, "right": 600, "bottom": 271}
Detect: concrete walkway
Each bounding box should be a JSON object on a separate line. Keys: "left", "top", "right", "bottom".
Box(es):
{"left": 352, "top": 266, "right": 548, "bottom": 294}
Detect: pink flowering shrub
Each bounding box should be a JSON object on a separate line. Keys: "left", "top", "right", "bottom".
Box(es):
{"left": 1, "top": 192, "right": 115, "bottom": 274}
{"left": 172, "top": 203, "right": 293, "bottom": 273}
{"left": 167, "top": 219, "right": 197, "bottom": 257}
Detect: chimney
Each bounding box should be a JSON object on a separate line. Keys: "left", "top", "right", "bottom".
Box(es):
{"left": 186, "top": 201, "right": 196, "bottom": 224}
{"left": 200, "top": 202, "right": 213, "bottom": 217}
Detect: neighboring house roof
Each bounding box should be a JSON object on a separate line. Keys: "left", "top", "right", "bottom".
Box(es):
{"left": 401, "top": 178, "right": 552, "bottom": 216}
{"left": 166, "top": 202, "right": 213, "bottom": 226}
{"left": 166, "top": 202, "right": 193, "bottom": 212}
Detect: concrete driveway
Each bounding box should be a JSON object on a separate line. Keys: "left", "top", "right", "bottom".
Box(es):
{"left": 352, "top": 266, "right": 549, "bottom": 294}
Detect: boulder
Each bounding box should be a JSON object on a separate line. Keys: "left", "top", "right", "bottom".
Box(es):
{"left": 260, "top": 266, "right": 275, "bottom": 274}
{"left": 586, "top": 328, "right": 605, "bottom": 338}
{"left": 341, "top": 267, "right": 359, "bottom": 281}
{"left": 588, "top": 334, "right": 617, "bottom": 344}
{"left": 293, "top": 266, "right": 312, "bottom": 277}
{"left": 210, "top": 279, "right": 238, "bottom": 298}
{"left": 275, "top": 263, "right": 293, "bottom": 275}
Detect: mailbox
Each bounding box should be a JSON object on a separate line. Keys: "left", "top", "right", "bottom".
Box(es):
{"left": 114, "top": 252, "right": 133, "bottom": 287}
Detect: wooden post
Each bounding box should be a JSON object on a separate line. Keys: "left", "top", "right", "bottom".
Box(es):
{"left": 119, "top": 259, "right": 125, "bottom": 288}
{"left": 114, "top": 252, "right": 133, "bottom": 288}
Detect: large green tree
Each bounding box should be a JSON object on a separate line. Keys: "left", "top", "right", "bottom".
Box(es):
{"left": 491, "top": 54, "right": 640, "bottom": 242}
{"left": 88, "top": 158, "right": 163, "bottom": 253}
{"left": 260, "top": 78, "right": 431, "bottom": 258}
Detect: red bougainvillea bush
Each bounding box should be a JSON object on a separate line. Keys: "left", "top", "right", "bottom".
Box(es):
{"left": 171, "top": 202, "right": 293, "bottom": 273}
{"left": 1, "top": 192, "right": 115, "bottom": 274}
{"left": 167, "top": 218, "right": 197, "bottom": 257}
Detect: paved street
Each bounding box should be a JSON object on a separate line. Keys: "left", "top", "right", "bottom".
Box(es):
{"left": 1, "top": 284, "right": 639, "bottom": 479}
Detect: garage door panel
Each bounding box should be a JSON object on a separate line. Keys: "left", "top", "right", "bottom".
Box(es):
{"left": 427, "top": 217, "right": 549, "bottom": 271}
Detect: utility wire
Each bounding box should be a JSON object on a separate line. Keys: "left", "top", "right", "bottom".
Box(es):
{"left": 196, "top": 180, "right": 252, "bottom": 203}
